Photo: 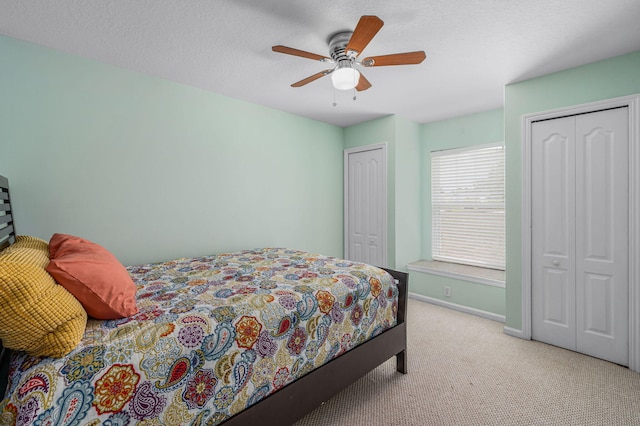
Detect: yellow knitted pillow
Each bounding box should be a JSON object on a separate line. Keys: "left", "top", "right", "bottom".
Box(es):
{"left": 0, "top": 236, "right": 87, "bottom": 358}
{"left": 1, "top": 235, "right": 49, "bottom": 267}
{"left": 5, "top": 235, "right": 49, "bottom": 252}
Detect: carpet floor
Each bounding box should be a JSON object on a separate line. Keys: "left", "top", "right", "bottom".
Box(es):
{"left": 294, "top": 299, "right": 640, "bottom": 425}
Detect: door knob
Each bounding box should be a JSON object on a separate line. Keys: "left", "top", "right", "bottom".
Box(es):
{"left": 552, "top": 260, "right": 560, "bottom": 266}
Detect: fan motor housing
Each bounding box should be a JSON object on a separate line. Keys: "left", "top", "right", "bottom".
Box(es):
{"left": 328, "top": 31, "right": 355, "bottom": 66}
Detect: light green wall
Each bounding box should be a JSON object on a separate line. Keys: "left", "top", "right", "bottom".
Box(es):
{"left": 421, "top": 108, "right": 505, "bottom": 257}
{"left": 504, "top": 50, "right": 640, "bottom": 330}
{"left": 343, "top": 115, "right": 396, "bottom": 150}
{"left": 0, "top": 35, "right": 345, "bottom": 266}
{"left": 394, "top": 116, "right": 422, "bottom": 272}
{"left": 416, "top": 108, "right": 505, "bottom": 316}
{"left": 410, "top": 273, "right": 505, "bottom": 316}
{"left": 344, "top": 116, "right": 398, "bottom": 267}
{"left": 342, "top": 51, "right": 640, "bottom": 322}
{"left": 5, "top": 34, "right": 637, "bottom": 325}
{"left": 343, "top": 115, "right": 422, "bottom": 272}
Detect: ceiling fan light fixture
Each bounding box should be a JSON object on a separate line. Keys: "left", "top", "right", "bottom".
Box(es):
{"left": 272, "top": 16, "right": 426, "bottom": 92}
{"left": 331, "top": 67, "right": 361, "bottom": 90}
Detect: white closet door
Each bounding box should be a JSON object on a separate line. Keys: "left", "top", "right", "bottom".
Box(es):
{"left": 346, "top": 147, "right": 386, "bottom": 267}
{"left": 531, "top": 108, "right": 629, "bottom": 366}
{"left": 532, "top": 116, "right": 577, "bottom": 351}
{"left": 574, "top": 109, "right": 628, "bottom": 365}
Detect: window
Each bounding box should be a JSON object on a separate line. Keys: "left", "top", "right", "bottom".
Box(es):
{"left": 431, "top": 143, "right": 505, "bottom": 270}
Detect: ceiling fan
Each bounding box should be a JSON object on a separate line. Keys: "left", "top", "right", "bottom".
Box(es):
{"left": 272, "top": 15, "right": 426, "bottom": 92}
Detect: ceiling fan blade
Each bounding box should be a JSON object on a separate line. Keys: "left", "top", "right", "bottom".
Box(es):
{"left": 272, "top": 45, "right": 332, "bottom": 62}
{"left": 291, "top": 70, "right": 333, "bottom": 87}
{"left": 355, "top": 73, "right": 372, "bottom": 91}
{"left": 346, "top": 15, "right": 384, "bottom": 57}
{"left": 361, "top": 51, "right": 426, "bottom": 67}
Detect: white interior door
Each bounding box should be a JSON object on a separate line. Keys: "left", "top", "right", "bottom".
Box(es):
{"left": 531, "top": 107, "right": 629, "bottom": 366}
{"left": 344, "top": 146, "right": 386, "bottom": 267}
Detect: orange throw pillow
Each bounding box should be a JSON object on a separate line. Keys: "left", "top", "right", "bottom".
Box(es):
{"left": 46, "top": 233, "right": 138, "bottom": 320}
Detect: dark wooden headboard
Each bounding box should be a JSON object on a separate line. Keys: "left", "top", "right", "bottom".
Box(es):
{"left": 0, "top": 175, "right": 15, "bottom": 252}
{"left": 0, "top": 175, "right": 15, "bottom": 396}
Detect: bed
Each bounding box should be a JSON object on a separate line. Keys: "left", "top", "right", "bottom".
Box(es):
{"left": 0, "top": 175, "right": 408, "bottom": 425}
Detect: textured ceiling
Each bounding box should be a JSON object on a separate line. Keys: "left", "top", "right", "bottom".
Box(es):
{"left": 2, "top": 0, "right": 640, "bottom": 127}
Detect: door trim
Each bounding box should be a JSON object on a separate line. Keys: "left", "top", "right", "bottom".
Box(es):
{"left": 520, "top": 94, "right": 640, "bottom": 372}
{"left": 344, "top": 143, "right": 388, "bottom": 267}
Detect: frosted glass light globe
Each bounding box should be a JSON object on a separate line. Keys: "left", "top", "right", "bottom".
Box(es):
{"left": 331, "top": 67, "right": 360, "bottom": 90}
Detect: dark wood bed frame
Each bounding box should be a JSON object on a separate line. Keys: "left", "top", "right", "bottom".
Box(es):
{"left": 0, "top": 175, "right": 408, "bottom": 425}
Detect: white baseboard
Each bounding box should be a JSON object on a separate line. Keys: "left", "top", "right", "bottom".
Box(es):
{"left": 409, "top": 292, "right": 505, "bottom": 323}
{"left": 502, "top": 326, "right": 527, "bottom": 339}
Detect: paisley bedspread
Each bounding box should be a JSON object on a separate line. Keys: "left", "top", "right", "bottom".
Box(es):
{"left": 1, "top": 248, "right": 398, "bottom": 425}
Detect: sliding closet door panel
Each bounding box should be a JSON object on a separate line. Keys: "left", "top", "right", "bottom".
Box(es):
{"left": 531, "top": 116, "right": 576, "bottom": 350}
{"left": 575, "top": 108, "right": 629, "bottom": 365}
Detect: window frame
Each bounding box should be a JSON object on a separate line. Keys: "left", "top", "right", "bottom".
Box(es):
{"left": 430, "top": 142, "right": 505, "bottom": 271}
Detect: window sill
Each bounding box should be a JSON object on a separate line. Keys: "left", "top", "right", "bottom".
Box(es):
{"left": 407, "top": 260, "right": 505, "bottom": 288}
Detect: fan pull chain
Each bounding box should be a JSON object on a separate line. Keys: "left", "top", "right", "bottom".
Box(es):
{"left": 353, "top": 72, "right": 357, "bottom": 101}
{"left": 331, "top": 85, "right": 358, "bottom": 106}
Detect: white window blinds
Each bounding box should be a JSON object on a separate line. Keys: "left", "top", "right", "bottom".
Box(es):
{"left": 431, "top": 143, "right": 505, "bottom": 270}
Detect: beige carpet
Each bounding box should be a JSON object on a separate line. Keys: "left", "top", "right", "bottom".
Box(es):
{"left": 295, "top": 299, "right": 640, "bottom": 426}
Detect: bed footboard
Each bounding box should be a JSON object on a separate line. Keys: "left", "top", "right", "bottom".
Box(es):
{"left": 383, "top": 267, "right": 408, "bottom": 374}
